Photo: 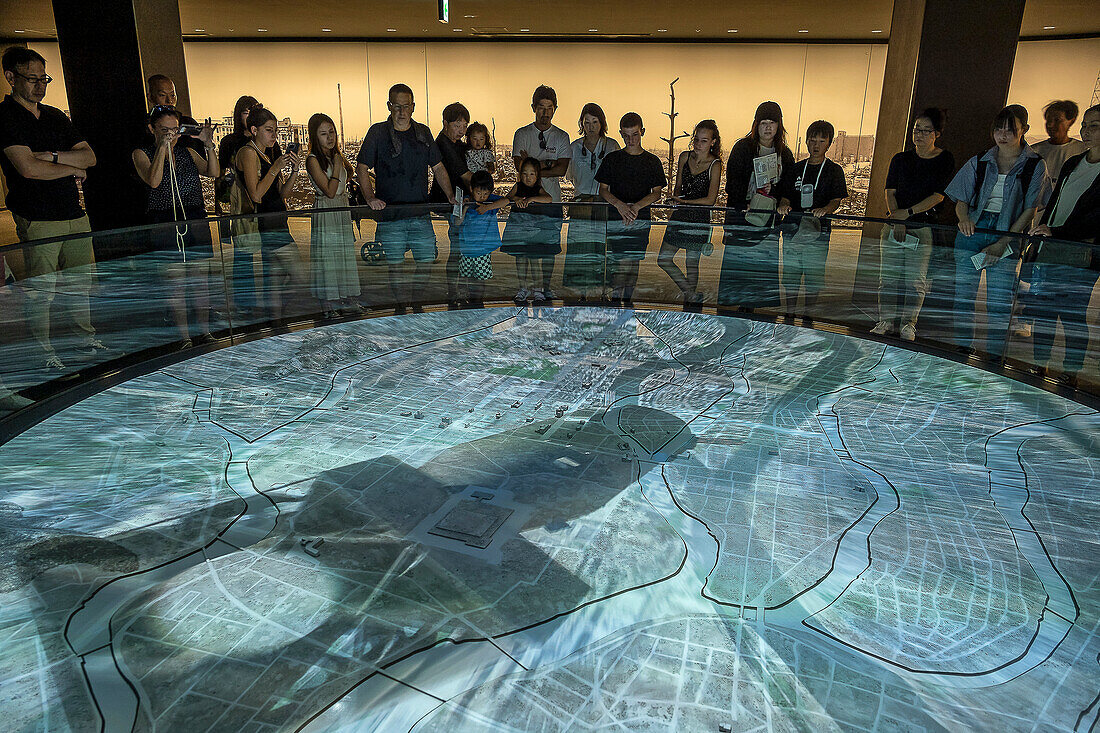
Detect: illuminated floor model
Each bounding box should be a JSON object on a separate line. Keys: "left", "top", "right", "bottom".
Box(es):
{"left": 1, "top": 308, "right": 1098, "bottom": 732}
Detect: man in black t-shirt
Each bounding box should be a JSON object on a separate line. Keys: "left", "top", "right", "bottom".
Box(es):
{"left": 776, "top": 120, "right": 848, "bottom": 310}
{"left": 430, "top": 102, "right": 473, "bottom": 306}
{"left": 356, "top": 84, "right": 456, "bottom": 313}
{"left": 0, "top": 47, "right": 103, "bottom": 370}
{"left": 596, "top": 112, "right": 666, "bottom": 304}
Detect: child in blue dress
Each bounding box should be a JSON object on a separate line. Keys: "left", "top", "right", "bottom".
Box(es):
{"left": 459, "top": 170, "right": 508, "bottom": 307}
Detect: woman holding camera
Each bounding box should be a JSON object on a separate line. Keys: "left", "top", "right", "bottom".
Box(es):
{"left": 132, "top": 104, "right": 219, "bottom": 347}
{"left": 235, "top": 106, "right": 307, "bottom": 319}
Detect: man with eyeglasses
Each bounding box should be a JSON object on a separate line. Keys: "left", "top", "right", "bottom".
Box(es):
{"left": 0, "top": 47, "right": 104, "bottom": 370}
{"left": 356, "top": 83, "right": 456, "bottom": 314}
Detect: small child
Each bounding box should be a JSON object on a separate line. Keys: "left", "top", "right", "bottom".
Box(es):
{"left": 465, "top": 122, "right": 496, "bottom": 175}
{"left": 501, "top": 157, "right": 554, "bottom": 303}
{"left": 459, "top": 170, "right": 508, "bottom": 307}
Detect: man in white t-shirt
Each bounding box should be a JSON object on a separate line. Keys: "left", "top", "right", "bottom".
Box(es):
{"left": 512, "top": 85, "right": 571, "bottom": 202}
{"left": 1031, "top": 99, "right": 1087, "bottom": 181}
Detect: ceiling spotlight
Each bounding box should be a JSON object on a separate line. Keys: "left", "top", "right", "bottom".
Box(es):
{"left": 14, "top": 29, "right": 25, "bottom": 33}
{"left": 657, "top": 28, "right": 668, "bottom": 32}
{"left": 257, "top": 28, "right": 268, "bottom": 32}
{"left": 322, "top": 28, "right": 332, "bottom": 32}
{"left": 871, "top": 29, "right": 882, "bottom": 33}
{"left": 520, "top": 28, "right": 530, "bottom": 32}
{"left": 798, "top": 29, "right": 809, "bottom": 33}
{"left": 1043, "top": 25, "right": 1056, "bottom": 29}
{"left": 588, "top": 28, "right": 599, "bottom": 32}
{"left": 387, "top": 28, "right": 397, "bottom": 32}
{"left": 464, "top": 14, "right": 476, "bottom": 18}
{"left": 453, "top": 28, "right": 463, "bottom": 31}
{"left": 727, "top": 29, "right": 738, "bottom": 33}
{"left": 193, "top": 28, "right": 205, "bottom": 32}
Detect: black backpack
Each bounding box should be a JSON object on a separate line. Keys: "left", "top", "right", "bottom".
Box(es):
{"left": 970, "top": 154, "right": 1041, "bottom": 216}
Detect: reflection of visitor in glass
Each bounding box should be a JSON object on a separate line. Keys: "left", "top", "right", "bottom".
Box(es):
{"left": 776, "top": 120, "right": 848, "bottom": 313}
{"left": 355, "top": 83, "right": 454, "bottom": 315}
{"left": 596, "top": 112, "right": 667, "bottom": 306}
{"left": 945, "top": 105, "right": 1045, "bottom": 357}
{"left": 0, "top": 47, "right": 103, "bottom": 371}
{"left": 459, "top": 170, "right": 509, "bottom": 308}
{"left": 433, "top": 102, "right": 473, "bottom": 307}
{"left": 1031, "top": 100, "right": 1087, "bottom": 182}
{"left": 237, "top": 106, "right": 308, "bottom": 320}
{"left": 659, "top": 120, "right": 722, "bottom": 308}
{"left": 718, "top": 101, "right": 796, "bottom": 312}
{"left": 871, "top": 107, "right": 954, "bottom": 342}
{"left": 465, "top": 122, "right": 495, "bottom": 175}
{"left": 306, "top": 112, "right": 361, "bottom": 319}
{"left": 501, "top": 157, "right": 553, "bottom": 304}
{"left": 1024, "top": 103, "right": 1100, "bottom": 385}
{"left": 221, "top": 95, "right": 263, "bottom": 318}
{"left": 564, "top": 103, "right": 619, "bottom": 302}
{"left": 132, "top": 105, "right": 219, "bottom": 347}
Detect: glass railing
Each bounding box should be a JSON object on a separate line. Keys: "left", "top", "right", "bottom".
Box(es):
{"left": 1, "top": 201, "right": 1096, "bottom": 437}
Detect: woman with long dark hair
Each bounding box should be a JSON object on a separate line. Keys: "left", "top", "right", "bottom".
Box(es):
{"left": 305, "top": 112, "right": 360, "bottom": 317}
{"left": 235, "top": 106, "right": 307, "bottom": 319}
{"left": 658, "top": 119, "right": 722, "bottom": 307}
{"left": 718, "top": 101, "right": 796, "bottom": 311}
{"left": 219, "top": 95, "right": 262, "bottom": 317}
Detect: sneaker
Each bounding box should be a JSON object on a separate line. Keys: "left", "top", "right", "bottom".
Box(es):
{"left": 178, "top": 338, "right": 193, "bottom": 351}
{"left": 411, "top": 303, "right": 424, "bottom": 314}
{"left": 393, "top": 304, "right": 408, "bottom": 316}
{"left": 45, "top": 353, "right": 65, "bottom": 370}
{"left": 0, "top": 393, "right": 34, "bottom": 411}
{"left": 870, "top": 321, "right": 891, "bottom": 335}
{"left": 542, "top": 289, "right": 558, "bottom": 301}
{"left": 531, "top": 289, "right": 547, "bottom": 304}
{"left": 513, "top": 288, "right": 530, "bottom": 304}
{"left": 74, "top": 336, "right": 109, "bottom": 355}
{"left": 900, "top": 323, "right": 917, "bottom": 341}
{"left": 193, "top": 332, "right": 217, "bottom": 346}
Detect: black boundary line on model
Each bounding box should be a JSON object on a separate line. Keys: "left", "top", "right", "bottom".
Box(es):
{"left": 799, "top": 409, "right": 1090, "bottom": 680}
{"left": 1075, "top": 652, "right": 1100, "bottom": 732}
{"left": 292, "top": 450, "right": 695, "bottom": 731}
{"left": 58, "top": 311, "right": 520, "bottom": 730}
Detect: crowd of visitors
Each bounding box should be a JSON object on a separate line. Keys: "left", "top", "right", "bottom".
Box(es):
{"left": 2, "top": 44, "right": 1099, "bottom": 392}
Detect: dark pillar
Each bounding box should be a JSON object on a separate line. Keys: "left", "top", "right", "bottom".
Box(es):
{"left": 51, "top": 0, "right": 192, "bottom": 240}
{"left": 857, "top": 0, "right": 1026, "bottom": 301}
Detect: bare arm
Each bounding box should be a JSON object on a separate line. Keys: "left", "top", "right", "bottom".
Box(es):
{"left": 540, "top": 157, "right": 570, "bottom": 179}
{"left": 677, "top": 159, "right": 722, "bottom": 206}
{"left": 32, "top": 141, "right": 96, "bottom": 169}
{"left": 669, "top": 152, "right": 687, "bottom": 202}
{"left": 132, "top": 145, "right": 168, "bottom": 189}
{"left": 633, "top": 185, "right": 665, "bottom": 212}
{"left": 955, "top": 199, "right": 975, "bottom": 236}
{"left": 811, "top": 198, "right": 844, "bottom": 218}
{"left": 187, "top": 144, "right": 219, "bottom": 178}
{"left": 885, "top": 188, "right": 900, "bottom": 217}
{"left": 431, "top": 162, "right": 457, "bottom": 204}
{"left": 277, "top": 156, "right": 298, "bottom": 198}
{"left": 239, "top": 147, "right": 280, "bottom": 203}
{"left": 306, "top": 155, "right": 342, "bottom": 199}
{"left": 5, "top": 145, "right": 85, "bottom": 180}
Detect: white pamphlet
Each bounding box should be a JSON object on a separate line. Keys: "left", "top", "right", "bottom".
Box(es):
{"left": 753, "top": 152, "right": 779, "bottom": 189}
{"left": 970, "top": 243, "right": 1014, "bottom": 270}
{"left": 452, "top": 187, "right": 465, "bottom": 221}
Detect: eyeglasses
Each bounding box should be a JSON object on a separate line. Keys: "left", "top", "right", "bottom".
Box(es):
{"left": 912, "top": 127, "right": 936, "bottom": 135}
{"left": 151, "top": 104, "right": 176, "bottom": 114}
{"left": 389, "top": 103, "right": 413, "bottom": 112}
{"left": 13, "top": 71, "right": 52, "bottom": 85}
{"left": 538, "top": 130, "right": 547, "bottom": 150}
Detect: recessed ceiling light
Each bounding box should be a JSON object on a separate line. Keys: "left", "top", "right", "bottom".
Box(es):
{"left": 520, "top": 28, "right": 530, "bottom": 32}
{"left": 1043, "top": 25, "right": 1056, "bottom": 29}
{"left": 871, "top": 29, "right": 882, "bottom": 33}
{"left": 695, "top": 29, "right": 701, "bottom": 33}
{"left": 257, "top": 28, "right": 268, "bottom": 32}
{"left": 464, "top": 14, "right": 476, "bottom": 18}
{"left": 453, "top": 28, "right": 463, "bottom": 32}
{"left": 321, "top": 28, "right": 332, "bottom": 32}
{"left": 194, "top": 28, "right": 205, "bottom": 32}
{"left": 14, "top": 29, "right": 25, "bottom": 33}
{"left": 727, "top": 29, "right": 738, "bottom": 33}
{"left": 798, "top": 29, "right": 809, "bottom": 33}
{"left": 387, "top": 28, "right": 397, "bottom": 32}
{"left": 588, "top": 28, "right": 599, "bottom": 32}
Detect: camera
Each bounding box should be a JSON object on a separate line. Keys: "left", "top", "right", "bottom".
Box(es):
{"left": 286, "top": 142, "right": 300, "bottom": 155}
{"left": 179, "top": 123, "right": 202, "bottom": 136}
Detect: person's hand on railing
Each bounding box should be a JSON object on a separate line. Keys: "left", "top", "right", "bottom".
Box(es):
{"left": 515, "top": 196, "right": 529, "bottom": 209}
{"left": 364, "top": 197, "right": 386, "bottom": 210}
{"left": 776, "top": 201, "right": 791, "bottom": 217}
{"left": 979, "top": 238, "right": 1010, "bottom": 264}
{"left": 958, "top": 217, "right": 977, "bottom": 237}
{"left": 810, "top": 207, "right": 830, "bottom": 218}
{"left": 616, "top": 202, "right": 637, "bottom": 224}
{"left": 1029, "top": 224, "right": 1053, "bottom": 238}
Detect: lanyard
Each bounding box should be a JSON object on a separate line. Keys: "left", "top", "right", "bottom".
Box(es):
{"left": 800, "top": 159, "right": 825, "bottom": 190}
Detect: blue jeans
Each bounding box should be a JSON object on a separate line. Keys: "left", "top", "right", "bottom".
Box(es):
{"left": 952, "top": 210, "right": 1017, "bottom": 357}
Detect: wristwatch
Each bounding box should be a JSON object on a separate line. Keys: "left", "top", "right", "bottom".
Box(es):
{"left": 51, "top": 151, "right": 59, "bottom": 164}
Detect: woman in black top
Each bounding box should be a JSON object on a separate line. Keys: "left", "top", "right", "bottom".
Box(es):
{"left": 218, "top": 95, "right": 261, "bottom": 316}
{"left": 658, "top": 120, "right": 722, "bottom": 306}
{"left": 132, "top": 105, "right": 219, "bottom": 346}
{"left": 235, "top": 106, "right": 307, "bottom": 319}
{"left": 719, "top": 101, "right": 796, "bottom": 311}
{"left": 1022, "top": 103, "right": 1100, "bottom": 383}
{"left": 871, "top": 107, "right": 955, "bottom": 341}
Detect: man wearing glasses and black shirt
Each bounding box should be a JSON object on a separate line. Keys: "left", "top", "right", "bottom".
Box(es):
{"left": 0, "top": 47, "right": 104, "bottom": 370}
